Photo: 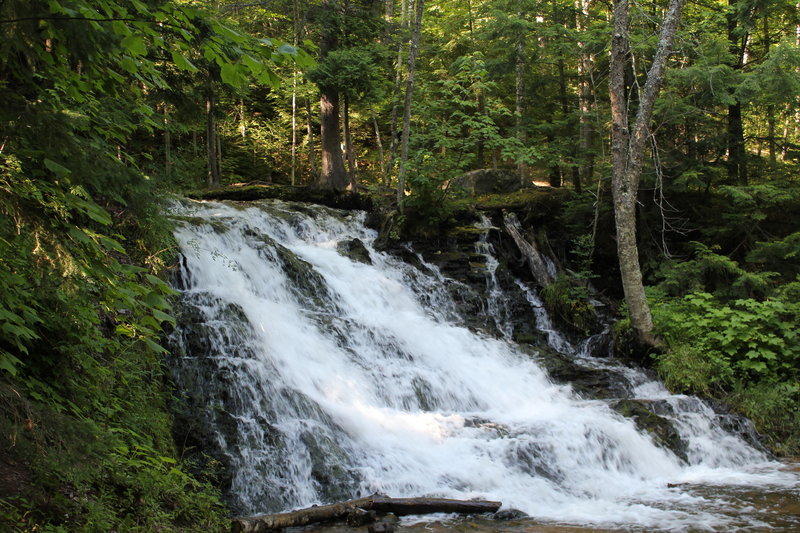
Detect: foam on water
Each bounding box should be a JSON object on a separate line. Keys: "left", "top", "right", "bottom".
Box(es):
{"left": 169, "top": 199, "right": 797, "bottom": 531}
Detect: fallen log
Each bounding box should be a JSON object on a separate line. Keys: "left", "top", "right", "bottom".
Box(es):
{"left": 231, "top": 495, "right": 502, "bottom": 533}
{"left": 502, "top": 211, "right": 555, "bottom": 288}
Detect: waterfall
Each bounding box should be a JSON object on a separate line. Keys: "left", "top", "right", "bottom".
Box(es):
{"left": 168, "top": 199, "right": 797, "bottom": 530}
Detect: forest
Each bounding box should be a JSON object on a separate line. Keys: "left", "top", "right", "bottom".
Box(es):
{"left": 1, "top": 0, "right": 799, "bottom": 531}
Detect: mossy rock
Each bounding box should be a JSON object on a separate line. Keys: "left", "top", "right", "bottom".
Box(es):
{"left": 452, "top": 168, "right": 523, "bottom": 195}
{"left": 170, "top": 215, "right": 230, "bottom": 234}
{"left": 535, "top": 349, "right": 631, "bottom": 400}
{"left": 188, "top": 183, "right": 372, "bottom": 211}
{"left": 610, "top": 399, "right": 688, "bottom": 462}
{"left": 337, "top": 238, "right": 372, "bottom": 264}
{"left": 300, "top": 431, "right": 358, "bottom": 502}
{"left": 474, "top": 187, "right": 572, "bottom": 215}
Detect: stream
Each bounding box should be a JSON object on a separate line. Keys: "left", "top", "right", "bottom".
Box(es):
{"left": 168, "top": 198, "right": 799, "bottom": 532}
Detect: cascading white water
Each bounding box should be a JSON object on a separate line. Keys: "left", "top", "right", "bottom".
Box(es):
{"left": 169, "top": 199, "right": 797, "bottom": 530}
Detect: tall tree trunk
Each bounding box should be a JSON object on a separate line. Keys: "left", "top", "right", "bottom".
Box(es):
{"left": 576, "top": 0, "right": 595, "bottom": 185}
{"left": 305, "top": 98, "right": 318, "bottom": 180}
{"left": 557, "top": 57, "right": 580, "bottom": 193}
{"left": 343, "top": 95, "right": 357, "bottom": 189}
{"left": 372, "top": 109, "right": 387, "bottom": 185}
{"left": 547, "top": 134, "right": 561, "bottom": 187}
{"left": 726, "top": 0, "right": 749, "bottom": 184}
{"left": 319, "top": 91, "right": 348, "bottom": 189}
{"left": 610, "top": 0, "right": 685, "bottom": 345}
{"left": 515, "top": 35, "right": 529, "bottom": 185}
{"left": 389, "top": 0, "right": 410, "bottom": 173}
{"left": 398, "top": 0, "right": 424, "bottom": 212}
{"left": 318, "top": 0, "right": 347, "bottom": 190}
{"left": 727, "top": 103, "right": 748, "bottom": 184}
{"left": 163, "top": 104, "right": 171, "bottom": 178}
{"left": 206, "top": 83, "right": 220, "bottom": 187}
{"left": 764, "top": 17, "right": 776, "bottom": 170}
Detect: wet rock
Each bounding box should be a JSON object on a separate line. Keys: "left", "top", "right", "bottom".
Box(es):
{"left": 492, "top": 508, "right": 529, "bottom": 520}
{"left": 300, "top": 431, "right": 358, "bottom": 503}
{"left": 610, "top": 399, "right": 688, "bottom": 462}
{"left": 337, "top": 238, "right": 372, "bottom": 264}
{"left": 536, "top": 350, "right": 631, "bottom": 400}
{"left": 368, "top": 520, "right": 395, "bottom": 533}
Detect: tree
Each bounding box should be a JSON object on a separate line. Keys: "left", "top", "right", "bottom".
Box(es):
{"left": 397, "top": 0, "right": 425, "bottom": 211}
{"left": 610, "top": 0, "right": 687, "bottom": 344}
{"left": 317, "top": 0, "right": 349, "bottom": 190}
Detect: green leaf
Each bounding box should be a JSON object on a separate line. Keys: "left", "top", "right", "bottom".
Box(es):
{"left": 219, "top": 62, "right": 240, "bottom": 87}
{"left": 119, "top": 56, "right": 139, "bottom": 74}
{"left": 144, "top": 292, "right": 169, "bottom": 310}
{"left": 99, "top": 235, "right": 126, "bottom": 253}
{"left": 0, "top": 352, "right": 23, "bottom": 376}
{"left": 171, "top": 50, "right": 198, "bottom": 72}
{"left": 44, "top": 158, "right": 71, "bottom": 176}
{"left": 256, "top": 67, "right": 280, "bottom": 88}
{"left": 152, "top": 308, "right": 176, "bottom": 326}
{"left": 277, "top": 43, "right": 297, "bottom": 56}
{"left": 121, "top": 34, "right": 147, "bottom": 57}
{"left": 144, "top": 337, "right": 167, "bottom": 354}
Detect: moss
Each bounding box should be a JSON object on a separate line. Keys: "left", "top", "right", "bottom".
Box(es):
{"left": 541, "top": 274, "right": 596, "bottom": 335}
{"left": 187, "top": 183, "right": 372, "bottom": 211}
{"left": 474, "top": 187, "right": 572, "bottom": 213}
{"left": 611, "top": 399, "right": 688, "bottom": 462}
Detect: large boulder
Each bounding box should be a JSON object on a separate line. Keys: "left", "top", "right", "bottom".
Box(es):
{"left": 452, "top": 169, "right": 524, "bottom": 195}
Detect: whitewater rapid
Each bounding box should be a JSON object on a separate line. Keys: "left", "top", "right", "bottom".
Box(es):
{"left": 168, "top": 198, "right": 797, "bottom": 530}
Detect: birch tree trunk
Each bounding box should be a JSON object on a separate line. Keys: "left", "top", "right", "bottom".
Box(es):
{"left": 610, "top": 0, "right": 686, "bottom": 345}
{"left": 397, "top": 0, "right": 424, "bottom": 212}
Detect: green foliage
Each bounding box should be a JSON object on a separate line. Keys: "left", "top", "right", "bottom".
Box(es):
{"left": 728, "top": 381, "right": 800, "bottom": 456}
{"left": 0, "top": 384, "right": 228, "bottom": 532}
{"left": 0, "top": 0, "right": 307, "bottom": 528}
{"left": 652, "top": 291, "right": 799, "bottom": 384}
{"left": 542, "top": 235, "right": 597, "bottom": 334}
{"left": 746, "top": 232, "right": 800, "bottom": 280}
{"left": 655, "top": 242, "right": 776, "bottom": 300}
{"left": 307, "top": 45, "right": 388, "bottom": 103}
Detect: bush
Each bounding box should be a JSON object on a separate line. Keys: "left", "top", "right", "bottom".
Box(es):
{"left": 651, "top": 289, "right": 800, "bottom": 455}
{"left": 652, "top": 291, "right": 800, "bottom": 383}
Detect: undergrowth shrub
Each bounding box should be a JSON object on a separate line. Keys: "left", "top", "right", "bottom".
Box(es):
{"left": 652, "top": 291, "right": 800, "bottom": 383}
{"left": 650, "top": 287, "right": 800, "bottom": 454}
{"left": 728, "top": 381, "right": 800, "bottom": 456}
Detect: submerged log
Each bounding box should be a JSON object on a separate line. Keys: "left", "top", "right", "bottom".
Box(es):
{"left": 231, "top": 496, "right": 502, "bottom": 533}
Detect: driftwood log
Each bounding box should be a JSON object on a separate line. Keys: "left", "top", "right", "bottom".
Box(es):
{"left": 231, "top": 496, "right": 502, "bottom": 532}
{"left": 503, "top": 211, "right": 555, "bottom": 288}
